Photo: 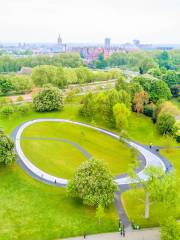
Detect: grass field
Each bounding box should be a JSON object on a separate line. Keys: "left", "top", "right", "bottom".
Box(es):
{"left": 0, "top": 99, "right": 179, "bottom": 238}
{"left": 121, "top": 188, "right": 180, "bottom": 228}
{"left": 0, "top": 164, "right": 117, "bottom": 240}
{"left": 21, "top": 122, "right": 137, "bottom": 178}
{"left": 121, "top": 147, "right": 180, "bottom": 228}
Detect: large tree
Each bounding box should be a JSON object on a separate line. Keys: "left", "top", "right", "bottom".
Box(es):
{"left": 67, "top": 158, "right": 118, "bottom": 207}
{"left": 113, "top": 103, "right": 131, "bottom": 130}
{"left": 0, "top": 130, "right": 15, "bottom": 165}
{"left": 33, "top": 84, "right": 64, "bottom": 112}
{"left": 133, "top": 91, "right": 149, "bottom": 113}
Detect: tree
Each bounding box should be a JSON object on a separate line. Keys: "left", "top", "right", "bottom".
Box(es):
{"left": 0, "top": 77, "right": 13, "bottom": 95}
{"left": 0, "top": 130, "right": 15, "bottom": 165}
{"left": 162, "top": 70, "right": 180, "bottom": 87}
{"left": 94, "top": 53, "right": 107, "bottom": 69}
{"left": 10, "top": 75, "right": 33, "bottom": 94}
{"left": 157, "top": 51, "right": 170, "bottom": 69}
{"left": 133, "top": 91, "right": 149, "bottom": 113}
{"left": 133, "top": 76, "right": 172, "bottom": 102}
{"left": 139, "top": 58, "right": 158, "bottom": 74}
{"left": 157, "top": 113, "right": 176, "bottom": 135}
{"left": 161, "top": 217, "right": 180, "bottom": 240}
{"left": 67, "top": 158, "right": 118, "bottom": 207}
{"left": 113, "top": 103, "right": 131, "bottom": 130}
{"left": 33, "top": 84, "right": 64, "bottom": 112}
{"left": 115, "top": 75, "right": 127, "bottom": 91}
{"left": 131, "top": 166, "right": 180, "bottom": 219}
{"left": 79, "top": 92, "right": 96, "bottom": 119}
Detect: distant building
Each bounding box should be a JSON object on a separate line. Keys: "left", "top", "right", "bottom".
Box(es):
{"left": 57, "top": 34, "right": 62, "bottom": 45}
{"left": 133, "top": 39, "right": 140, "bottom": 47}
{"left": 104, "top": 38, "right": 111, "bottom": 50}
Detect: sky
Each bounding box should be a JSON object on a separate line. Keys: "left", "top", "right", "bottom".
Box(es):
{"left": 0, "top": 0, "right": 180, "bottom": 44}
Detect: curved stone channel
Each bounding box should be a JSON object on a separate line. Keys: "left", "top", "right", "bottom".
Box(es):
{"left": 12, "top": 118, "right": 167, "bottom": 187}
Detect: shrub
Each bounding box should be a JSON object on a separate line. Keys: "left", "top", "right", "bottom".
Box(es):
{"left": 0, "top": 130, "right": 15, "bottom": 165}
{"left": 144, "top": 104, "right": 156, "bottom": 117}
{"left": 0, "top": 105, "right": 15, "bottom": 118}
{"left": 157, "top": 113, "right": 176, "bottom": 135}
{"left": 17, "top": 104, "right": 31, "bottom": 114}
{"left": 33, "top": 84, "right": 64, "bottom": 112}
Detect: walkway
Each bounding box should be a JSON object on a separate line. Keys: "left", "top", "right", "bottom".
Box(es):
{"left": 62, "top": 229, "right": 160, "bottom": 240}
{"left": 12, "top": 118, "right": 168, "bottom": 187}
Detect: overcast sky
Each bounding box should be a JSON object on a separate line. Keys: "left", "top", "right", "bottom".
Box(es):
{"left": 1, "top": 0, "right": 180, "bottom": 44}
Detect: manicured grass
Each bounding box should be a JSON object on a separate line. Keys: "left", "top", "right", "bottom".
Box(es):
{"left": 21, "top": 122, "right": 137, "bottom": 178}
{"left": 121, "top": 148, "right": 180, "bottom": 228}
{"left": 0, "top": 164, "right": 118, "bottom": 240}
{"left": 125, "top": 112, "right": 178, "bottom": 146}
{"left": 121, "top": 189, "right": 180, "bottom": 228}
{"left": 21, "top": 139, "right": 88, "bottom": 179}
{"left": 160, "top": 148, "right": 180, "bottom": 177}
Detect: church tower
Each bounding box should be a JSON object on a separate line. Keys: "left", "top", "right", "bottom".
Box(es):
{"left": 57, "top": 34, "right": 62, "bottom": 45}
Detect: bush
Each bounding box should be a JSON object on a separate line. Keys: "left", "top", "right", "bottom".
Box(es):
{"left": 33, "top": 84, "right": 64, "bottom": 112}
{"left": 0, "top": 130, "right": 15, "bottom": 165}
{"left": 144, "top": 104, "right": 156, "bottom": 117}
{"left": 17, "top": 104, "right": 31, "bottom": 114}
{"left": 0, "top": 105, "right": 15, "bottom": 118}
{"left": 157, "top": 113, "right": 176, "bottom": 135}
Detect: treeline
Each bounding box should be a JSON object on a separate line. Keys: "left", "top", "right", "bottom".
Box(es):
{"left": 93, "top": 50, "right": 180, "bottom": 72}
{"left": 79, "top": 73, "right": 179, "bottom": 140}
{"left": 0, "top": 53, "right": 83, "bottom": 73}
{"left": 0, "top": 66, "right": 121, "bottom": 95}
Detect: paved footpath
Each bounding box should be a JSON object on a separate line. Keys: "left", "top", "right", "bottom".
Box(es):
{"left": 62, "top": 229, "right": 160, "bottom": 240}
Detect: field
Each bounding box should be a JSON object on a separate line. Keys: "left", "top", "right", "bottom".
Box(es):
{"left": 21, "top": 121, "right": 137, "bottom": 178}
{"left": 121, "top": 147, "right": 180, "bottom": 228}
{"left": 0, "top": 99, "right": 179, "bottom": 239}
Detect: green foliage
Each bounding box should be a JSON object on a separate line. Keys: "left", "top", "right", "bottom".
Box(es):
{"left": 33, "top": 84, "right": 64, "bottom": 112}
{"left": 157, "top": 51, "right": 170, "bottom": 69}
{"left": 67, "top": 158, "right": 118, "bottom": 207}
{"left": 79, "top": 92, "right": 96, "bottom": 119}
{"left": 32, "top": 65, "right": 67, "bottom": 88}
{"left": 94, "top": 53, "right": 107, "bottom": 69}
{"left": 161, "top": 217, "right": 180, "bottom": 240}
{"left": 10, "top": 75, "right": 33, "bottom": 94}
{"left": 133, "top": 75, "right": 172, "bottom": 102}
{"left": 157, "top": 113, "right": 176, "bottom": 135}
{"left": 139, "top": 58, "right": 158, "bottom": 74}
{"left": 113, "top": 103, "right": 130, "bottom": 130}
{"left": 115, "top": 75, "right": 127, "bottom": 91}
{"left": 0, "top": 105, "right": 15, "bottom": 118}
{"left": 162, "top": 70, "right": 180, "bottom": 87}
{"left": 0, "top": 130, "right": 15, "bottom": 165}
{"left": 0, "top": 77, "right": 13, "bottom": 94}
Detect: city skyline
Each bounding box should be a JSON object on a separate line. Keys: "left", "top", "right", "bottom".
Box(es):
{"left": 1, "top": 0, "right": 180, "bottom": 44}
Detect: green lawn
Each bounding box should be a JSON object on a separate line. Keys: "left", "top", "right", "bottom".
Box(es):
{"left": 0, "top": 101, "right": 179, "bottom": 238}
{"left": 0, "top": 164, "right": 118, "bottom": 240}
{"left": 21, "top": 122, "right": 137, "bottom": 178}
{"left": 121, "top": 189, "right": 180, "bottom": 228}
{"left": 121, "top": 147, "right": 180, "bottom": 228}
{"left": 160, "top": 148, "right": 180, "bottom": 177}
